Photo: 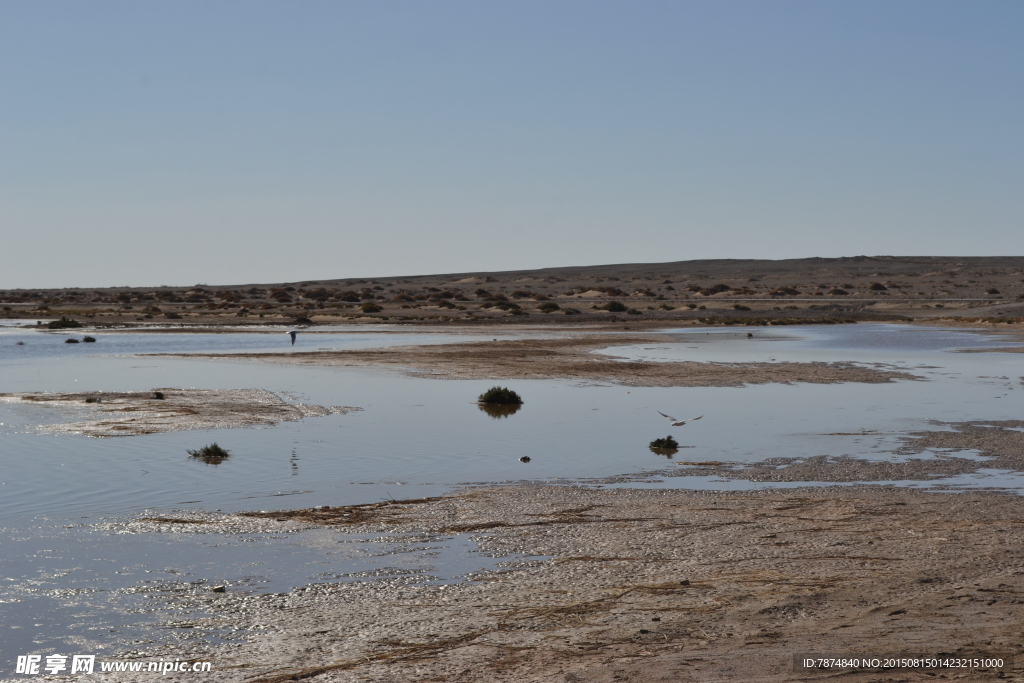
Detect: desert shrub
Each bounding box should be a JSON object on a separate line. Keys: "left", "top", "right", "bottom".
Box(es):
{"left": 768, "top": 287, "right": 801, "bottom": 296}
{"left": 732, "top": 304, "right": 751, "bottom": 311}
{"left": 603, "top": 301, "right": 627, "bottom": 312}
{"left": 537, "top": 302, "right": 560, "bottom": 313}
{"left": 153, "top": 391, "right": 165, "bottom": 400}
{"left": 165, "top": 311, "right": 182, "bottom": 319}
{"left": 510, "top": 290, "right": 533, "bottom": 299}
{"left": 293, "top": 315, "right": 313, "bottom": 324}
{"left": 483, "top": 300, "right": 520, "bottom": 311}
{"left": 65, "top": 338, "right": 80, "bottom": 343}
{"left": 868, "top": 282, "right": 888, "bottom": 291}
{"left": 474, "top": 289, "right": 494, "bottom": 298}
{"left": 627, "top": 308, "right": 642, "bottom": 315}
{"left": 699, "top": 284, "right": 731, "bottom": 295}
{"left": 48, "top": 317, "right": 82, "bottom": 329}
{"left": 361, "top": 303, "right": 382, "bottom": 313}
{"left": 563, "top": 307, "right": 581, "bottom": 315}
{"left": 82, "top": 336, "right": 96, "bottom": 342}
{"left": 986, "top": 288, "right": 1000, "bottom": 295}
{"left": 478, "top": 386, "right": 523, "bottom": 405}
{"left": 649, "top": 435, "right": 679, "bottom": 456}
{"left": 828, "top": 288, "right": 849, "bottom": 296}
{"left": 660, "top": 304, "right": 675, "bottom": 310}
{"left": 187, "top": 443, "right": 231, "bottom": 465}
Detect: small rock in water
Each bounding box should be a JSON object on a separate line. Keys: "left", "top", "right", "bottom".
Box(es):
{"left": 519, "top": 456, "right": 531, "bottom": 463}
{"left": 211, "top": 585, "right": 226, "bottom": 593}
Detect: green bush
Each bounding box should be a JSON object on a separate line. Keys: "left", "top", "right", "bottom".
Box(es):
{"left": 650, "top": 435, "right": 679, "bottom": 449}
{"left": 603, "top": 301, "right": 627, "bottom": 312}
{"left": 361, "top": 303, "right": 382, "bottom": 313}
{"left": 478, "top": 386, "right": 523, "bottom": 405}
{"left": 187, "top": 443, "right": 231, "bottom": 465}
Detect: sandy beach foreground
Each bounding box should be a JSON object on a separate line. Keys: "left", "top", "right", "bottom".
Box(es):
{"left": 112, "top": 484, "right": 1024, "bottom": 683}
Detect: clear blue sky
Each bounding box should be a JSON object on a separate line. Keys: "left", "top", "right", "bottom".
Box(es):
{"left": 2, "top": 1, "right": 1022, "bottom": 288}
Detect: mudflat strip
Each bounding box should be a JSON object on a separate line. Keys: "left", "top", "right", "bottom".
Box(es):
{"left": 134, "top": 485, "right": 1024, "bottom": 683}
{"left": 0, "top": 389, "right": 360, "bottom": 437}
{"left": 170, "top": 335, "right": 918, "bottom": 387}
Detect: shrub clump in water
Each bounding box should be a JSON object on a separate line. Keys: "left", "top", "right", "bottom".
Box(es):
{"left": 478, "top": 386, "right": 523, "bottom": 405}
{"left": 650, "top": 435, "right": 678, "bottom": 449}
{"left": 187, "top": 443, "right": 231, "bottom": 465}
{"left": 82, "top": 336, "right": 96, "bottom": 342}
{"left": 47, "top": 317, "right": 82, "bottom": 329}
{"left": 65, "top": 338, "right": 80, "bottom": 344}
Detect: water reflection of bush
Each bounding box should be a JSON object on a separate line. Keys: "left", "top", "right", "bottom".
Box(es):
{"left": 649, "top": 446, "right": 678, "bottom": 458}
{"left": 478, "top": 403, "right": 523, "bottom": 419}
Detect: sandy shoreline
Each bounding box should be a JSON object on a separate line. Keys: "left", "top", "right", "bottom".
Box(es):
{"left": 101, "top": 483, "right": 1024, "bottom": 683}
{"left": 161, "top": 335, "right": 918, "bottom": 387}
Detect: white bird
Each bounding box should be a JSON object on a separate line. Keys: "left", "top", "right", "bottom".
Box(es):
{"left": 286, "top": 330, "right": 298, "bottom": 345}
{"left": 657, "top": 411, "right": 703, "bottom": 427}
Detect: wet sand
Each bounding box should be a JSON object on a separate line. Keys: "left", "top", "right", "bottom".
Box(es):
{"left": 113, "top": 484, "right": 1024, "bottom": 682}
{"left": 167, "top": 335, "right": 918, "bottom": 387}
{"left": 0, "top": 389, "right": 360, "bottom": 437}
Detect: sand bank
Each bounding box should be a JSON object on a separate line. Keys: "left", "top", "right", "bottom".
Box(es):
{"left": 167, "top": 335, "right": 918, "bottom": 387}
{"left": 0, "top": 389, "right": 360, "bottom": 437}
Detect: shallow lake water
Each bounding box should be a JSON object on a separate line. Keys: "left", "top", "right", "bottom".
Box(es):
{"left": 1, "top": 322, "right": 1023, "bottom": 665}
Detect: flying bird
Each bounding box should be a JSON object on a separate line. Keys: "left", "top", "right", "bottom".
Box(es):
{"left": 657, "top": 411, "right": 703, "bottom": 427}
{"left": 286, "top": 330, "right": 298, "bottom": 345}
